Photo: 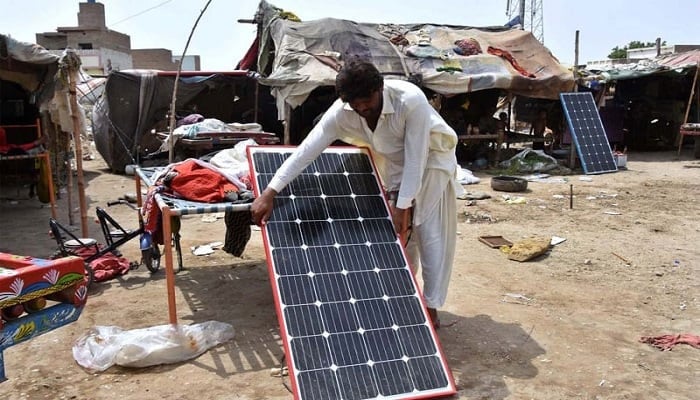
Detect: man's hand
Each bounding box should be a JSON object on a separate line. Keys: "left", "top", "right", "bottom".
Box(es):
{"left": 250, "top": 188, "right": 278, "bottom": 226}
{"left": 391, "top": 206, "right": 410, "bottom": 237}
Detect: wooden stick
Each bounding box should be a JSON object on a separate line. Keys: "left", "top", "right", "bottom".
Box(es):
{"left": 677, "top": 61, "right": 699, "bottom": 154}
{"left": 611, "top": 252, "right": 631, "bottom": 264}
{"left": 168, "top": 0, "right": 213, "bottom": 164}
{"left": 67, "top": 63, "right": 89, "bottom": 237}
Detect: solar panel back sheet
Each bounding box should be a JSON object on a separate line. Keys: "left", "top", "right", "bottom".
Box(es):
{"left": 248, "top": 146, "right": 456, "bottom": 400}
{"left": 560, "top": 92, "right": 618, "bottom": 174}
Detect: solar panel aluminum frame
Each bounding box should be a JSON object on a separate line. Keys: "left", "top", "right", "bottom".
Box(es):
{"left": 248, "top": 145, "right": 456, "bottom": 400}
{"left": 560, "top": 92, "right": 618, "bottom": 175}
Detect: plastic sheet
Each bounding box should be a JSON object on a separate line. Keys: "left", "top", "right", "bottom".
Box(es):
{"left": 72, "top": 321, "right": 234, "bottom": 372}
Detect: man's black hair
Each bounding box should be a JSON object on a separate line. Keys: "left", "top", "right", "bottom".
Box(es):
{"left": 335, "top": 60, "right": 383, "bottom": 102}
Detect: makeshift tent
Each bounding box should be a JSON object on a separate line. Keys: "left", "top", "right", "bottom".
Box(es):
{"left": 0, "top": 34, "right": 91, "bottom": 234}
{"left": 92, "top": 70, "right": 282, "bottom": 173}
{"left": 581, "top": 50, "right": 700, "bottom": 149}
{"left": 253, "top": 0, "right": 574, "bottom": 121}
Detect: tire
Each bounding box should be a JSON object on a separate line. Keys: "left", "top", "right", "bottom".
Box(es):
{"left": 49, "top": 248, "right": 94, "bottom": 287}
{"left": 491, "top": 176, "right": 528, "bottom": 192}
{"left": 142, "top": 244, "right": 161, "bottom": 273}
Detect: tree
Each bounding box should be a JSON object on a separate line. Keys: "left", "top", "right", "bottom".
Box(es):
{"left": 608, "top": 40, "right": 668, "bottom": 59}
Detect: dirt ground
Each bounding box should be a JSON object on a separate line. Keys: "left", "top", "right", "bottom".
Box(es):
{"left": 1, "top": 148, "right": 698, "bottom": 400}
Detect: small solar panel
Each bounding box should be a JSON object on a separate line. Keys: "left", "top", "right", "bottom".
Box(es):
{"left": 560, "top": 92, "right": 618, "bottom": 174}
{"left": 248, "top": 146, "right": 456, "bottom": 400}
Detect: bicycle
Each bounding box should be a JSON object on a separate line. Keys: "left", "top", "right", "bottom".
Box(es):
{"left": 48, "top": 198, "right": 182, "bottom": 286}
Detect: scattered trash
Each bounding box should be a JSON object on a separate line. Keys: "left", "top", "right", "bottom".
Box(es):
{"left": 639, "top": 333, "right": 700, "bottom": 351}
{"left": 672, "top": 259, "right": 681, "bottom": 267}
{"left": 457, "top": 191, "right": 491, "bottom": 200}
{"left": 550, "top": 236, "right": 567, "bottom": 246}
{"left": 208, "top": 241, "right": 224, "bottom": 249}
{"left": 270, "top": 366, "right": 289, "bottom": 377}
{"left": 192, "top": 245, "right": 214, "bottom": 256}
{"left": 552, "top": 194, "right": 565, "bottom": 199}
{"left": 679, "top": 303, "right": 687, "bottom": 311}
{"left": 502, "top": 195, "right": 527, "bottom": 204}
{"left": 611, "top": 252, "right": 631, "bottom": 265}
{"left": 599, "top": 379, "right": 606, "bottom": 387}
{"left": 463, "top": 211, "right": 497, "bottom": 223}
{"left": 457, "top": 167, "right": 481, "bottom": 185}
{"left": 72, "top": 321, "right": 235, "bottom": 372}
{"left": 507, "top": 237, "right": 551, "bottom": 262}
{"left": 578, "top": 176, "right": 593, "bottom": 182}
{"left": 603, "top": 211, "right": 621, "bottom": 215}
{"left": 583, "top": 259, "right": 592, "bottom": 265}
{"left": 522, "top": 173, "right": 551, "bottom": 181}
{"left": 478, "top": 235, "right": 512, "bottom": 248}
{"left": 502, "top": 293, "right": 532, "bottom": 304}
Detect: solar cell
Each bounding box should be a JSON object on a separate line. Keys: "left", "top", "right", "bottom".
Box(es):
{"left": 560, "top": 92, "right": 618, "bottom": 174}
{"left": 248, "top": 146, "right": 456, "bottom": 400}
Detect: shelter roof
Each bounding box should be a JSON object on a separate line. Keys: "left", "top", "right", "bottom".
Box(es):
{"left": 254, "top": 1, "right": 574, "bottom": 115}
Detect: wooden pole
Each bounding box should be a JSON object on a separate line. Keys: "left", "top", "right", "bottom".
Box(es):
{"left": 55, "top": 121, "right": 74, "bottom": 226}
{"left": 569, "top": 30, "right": 580, "bottom": 169}
{"left": 67, "top": 67, "right": 89, "bottom": 237}
{"left": 168, "top": 0, "right": 213, "bottom": 164}
{"left": 677, "top": 62, "right": 699, "bottom": 153}
{"left": 283, "top": 103, "right": 292, "bottom": 144}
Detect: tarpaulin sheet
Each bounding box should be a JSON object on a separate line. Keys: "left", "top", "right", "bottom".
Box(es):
{"left": 256, "top": 1, "right": 574, "bottom": 118}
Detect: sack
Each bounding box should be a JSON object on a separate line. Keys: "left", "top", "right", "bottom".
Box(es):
{"left": 72, "top": 321, "right": 234, "bottom": 372}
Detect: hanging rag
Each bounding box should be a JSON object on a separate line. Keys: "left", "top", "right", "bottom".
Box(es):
{"left": 487, "top": 46, "right": 536, "bottom": 78}
{"left": 223, "top": 210, "right": 252, "bottom": 257}
{"left": 640, "top": 333, "right": 700, "bottom": 351}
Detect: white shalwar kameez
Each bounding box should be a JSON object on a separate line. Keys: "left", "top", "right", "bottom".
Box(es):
{"left": 267, "top": 79, "right": 463, "bottom": 309}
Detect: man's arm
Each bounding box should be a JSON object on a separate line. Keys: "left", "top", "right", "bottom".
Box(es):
{"left": 250, "top": 100, "right": 345, "bottom": 225}
{"left": 395, "top": 98, "right": 433, "bottom": 211}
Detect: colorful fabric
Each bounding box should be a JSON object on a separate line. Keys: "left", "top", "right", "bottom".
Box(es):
{"left": 640, "top": 334, "right": 700, "bottom": 351}
{"left": 487, "top": 46, "right": 536, "bottom": 78}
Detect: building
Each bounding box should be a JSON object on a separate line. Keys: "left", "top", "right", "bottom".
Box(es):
{"left": 35, "top": 1, "right": 200, "bottom": 75}
{"left": 36, "top": 1, "right": 131, "bottom": 75}
{"left": 587, "top": 44, "right": 700, "bottom": 68}
{"left": 627, "top": 44, "right": 700, "bottom": 60}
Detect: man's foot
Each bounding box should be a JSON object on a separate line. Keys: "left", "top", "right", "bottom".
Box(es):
{"left": 427, "top": 307, "right": 440, "bottom": 330}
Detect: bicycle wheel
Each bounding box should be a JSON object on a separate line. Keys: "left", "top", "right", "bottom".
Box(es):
{"left": 142, "top": 244, "right": 161, "bottom": 273}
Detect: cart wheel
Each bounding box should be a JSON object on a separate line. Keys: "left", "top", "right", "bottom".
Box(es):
{"left": 142, "top": 245, "right": 161, "bottom": 273}
{"left": 49, "top": 248, "right": 94, "bottom": 287}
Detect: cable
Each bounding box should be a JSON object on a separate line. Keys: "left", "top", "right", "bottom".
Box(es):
{"left": 109, "top": 0, "right": 174, "bottom": 27}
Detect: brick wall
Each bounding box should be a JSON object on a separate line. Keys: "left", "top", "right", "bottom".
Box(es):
{"left": 132, "top": 49, "right": 179, "bottom": 71}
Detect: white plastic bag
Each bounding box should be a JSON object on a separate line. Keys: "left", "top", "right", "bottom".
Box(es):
{"left": 72, "top": 321, "right": 234, "bottom": 372}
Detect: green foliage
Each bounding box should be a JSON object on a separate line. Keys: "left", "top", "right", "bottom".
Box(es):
{"left": 607, "top": 40, "right": 668, "bottom": 59}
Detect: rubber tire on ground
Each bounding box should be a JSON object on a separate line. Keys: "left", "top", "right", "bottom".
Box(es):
{"left": 491, "top": 176, "right": 528, "bottom": 192}
{"left": 142, "top": 245, "right": 161, "bottom": 273}
{"left": 49, "top": 248, "right": 95, "bottom": 288}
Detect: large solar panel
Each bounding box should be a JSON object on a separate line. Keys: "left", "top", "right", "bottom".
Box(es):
{"left": 248, "top": 146, "right": 456, "bottom": 400}
{"left": 560, "top": 92, "right": 618, "bottom": 174}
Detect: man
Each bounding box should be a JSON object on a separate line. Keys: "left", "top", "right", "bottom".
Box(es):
{"left": 250, "top": 60, "right": 462, "bottom": 328}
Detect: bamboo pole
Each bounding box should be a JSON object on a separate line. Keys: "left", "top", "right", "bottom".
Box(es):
{"left": 67, "top": 63, "right": 89, "bottom": 237}
{"left": 168, "top": 0, "right": 213, "bottom": 164}
{"left": 677, "top": 62, "right": 699, "bottom": 153}
{"left": 569, "top": 30, "right": 580, "bottom": 169}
